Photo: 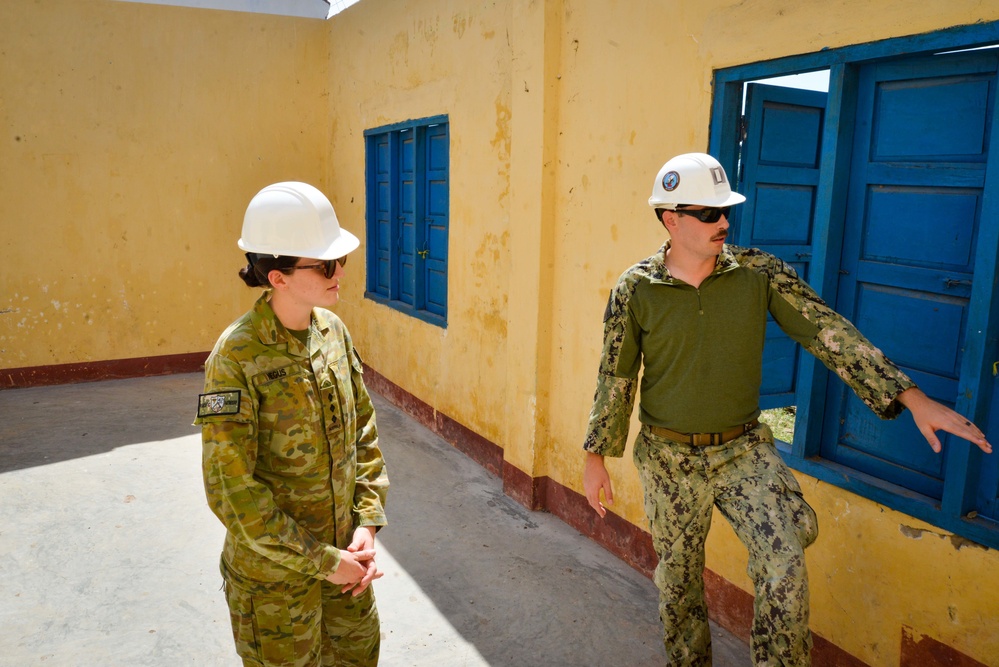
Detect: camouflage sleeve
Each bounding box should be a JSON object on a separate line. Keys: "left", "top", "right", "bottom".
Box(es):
{"left": 761, "top": 252, "right": 916, "bottom": 419}
{"left": 197, "top": 353, "right": 341, "bottom": 579}
{"left": 582, "top": 279, "right": 641, "bottom": 457}
{"left": 347, "top": 342, "right": 389, "bottom": 530}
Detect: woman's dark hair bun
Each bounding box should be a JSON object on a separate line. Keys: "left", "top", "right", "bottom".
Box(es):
{"left": 238, "top": 253, "right": 299, "bottom": 288}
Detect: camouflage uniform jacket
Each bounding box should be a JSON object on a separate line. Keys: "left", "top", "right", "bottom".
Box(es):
{"left": 196, "top": 293, "right": 388, "bottom": 582}
{"left": 583, "top": 242, "right": 916, "bottom": 458}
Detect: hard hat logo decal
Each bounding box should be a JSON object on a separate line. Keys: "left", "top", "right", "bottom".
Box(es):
{"left": 663, "top": 171, "right": 680, "bottom": 192}
{"left": 648, "top": 153, "right": 745, "bottom": 210}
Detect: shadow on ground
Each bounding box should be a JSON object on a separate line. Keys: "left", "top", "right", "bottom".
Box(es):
{"left": 0, "top": 373, "right": 749, "bottom": 666}
{"left": 372, "top": 391, "right": 750, "bottom": 666}
{"left": 0, "top": 374, "right": 201, "bottom": 473}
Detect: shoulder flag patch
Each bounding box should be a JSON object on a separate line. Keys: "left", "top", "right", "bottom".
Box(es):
{"left": 197, "top": 390, "right": 241, "bottom": 418}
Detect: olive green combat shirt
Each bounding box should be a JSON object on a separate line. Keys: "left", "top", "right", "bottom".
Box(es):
{"left": 583, "top": 242, "right": 917, "bottom": 458}
{"left": 197, "top": 293, "right": 388, "bottom": 582}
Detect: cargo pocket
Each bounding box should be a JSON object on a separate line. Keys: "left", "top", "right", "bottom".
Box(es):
{"left": 220, "top": 557, "right": 322, "bottom": 666}
{"left": 772, "top": 463, "right": 819, "bottom": 549}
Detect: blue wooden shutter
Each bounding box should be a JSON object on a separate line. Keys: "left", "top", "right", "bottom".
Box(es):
{"left": 737, "top": 83, "right": 827, "bottom": 409}
{"left": 423, "top": 123, "right": 449, "bottom": 318}
{"left": 980, "top": 367, "right": 999, "bottom": 520}
{"left": 821, "top": 51, "right": 999, "bottom": 500}
{"left": 367, "top": 133, "right": 392, "bottom": 298}
{"left": 397, "top": 129, "right": 417, "bottom": 306}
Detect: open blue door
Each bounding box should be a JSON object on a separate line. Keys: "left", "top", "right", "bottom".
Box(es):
{"left": 821, "top": 51, "right": 999, "bottom": 499}
{"left": 738, "top": 83, "right": 827, "bottom": 409}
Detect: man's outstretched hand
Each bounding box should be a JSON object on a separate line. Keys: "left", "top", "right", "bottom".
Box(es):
{"left": 898, "top": 387, "right": 992, "bottom": 454}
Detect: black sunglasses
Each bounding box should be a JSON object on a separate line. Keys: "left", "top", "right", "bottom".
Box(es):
{"left": 285, "top": 255, "right": 348, "bottom": 279}
{"left": 675, "top": 206, "right": 731, "bottom": 223}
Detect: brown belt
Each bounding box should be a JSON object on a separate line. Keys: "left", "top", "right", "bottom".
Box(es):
{"left": 649, "top": 419, "right": 760, "bottom": 446}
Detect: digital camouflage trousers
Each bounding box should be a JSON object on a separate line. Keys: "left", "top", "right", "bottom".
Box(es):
{"left": 634, "top": 422, "right": 819, "bottom": 667}
{"left": 220, "top": 556, "right": 380, "bottom": 667}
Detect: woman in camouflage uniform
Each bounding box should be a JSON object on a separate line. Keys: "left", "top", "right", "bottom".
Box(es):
{"left": 196, "top": 182, "right": 389, "bottom": 667}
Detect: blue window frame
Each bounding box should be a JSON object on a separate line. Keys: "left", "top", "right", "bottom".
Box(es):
{"left": 709, "top": 22, "right": 999, "bottom": 549}
{"left": 364, "top": 115, "right": 449, "bottom": 327}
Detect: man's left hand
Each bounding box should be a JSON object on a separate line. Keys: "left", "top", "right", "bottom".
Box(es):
{"left": 898, "top": 387, "right": 992, "bottom": 454}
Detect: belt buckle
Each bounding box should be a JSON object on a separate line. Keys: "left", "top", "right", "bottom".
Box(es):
{"left": 692, "top": 432, "right": 717, "bottom": 447}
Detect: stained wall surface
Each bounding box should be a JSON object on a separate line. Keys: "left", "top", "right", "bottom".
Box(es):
{"left": 0, "top": 0, "right": 329, "bottom": 370}
{"left": 325, "top": 2, "right": 999, "bottom": 663}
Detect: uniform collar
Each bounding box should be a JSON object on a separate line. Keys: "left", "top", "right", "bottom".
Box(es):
{"left": 249, "top": 292, "right": 331, "bottom": 358}
{"left": 651, "top": 240, "right": 740, "bottom": 284}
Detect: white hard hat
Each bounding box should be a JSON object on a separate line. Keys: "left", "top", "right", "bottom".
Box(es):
{"left": 648, "top": 153, "right": 746, "bottom": 210}
{"left": 238, "top": 182, "right": 360, "bottom": 259}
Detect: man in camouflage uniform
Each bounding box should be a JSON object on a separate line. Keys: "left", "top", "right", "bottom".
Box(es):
{"left": 197, "top": 182, "right": 389, "bottom": 667}
{"left": 582, "top": 154, "right": 991, "bottom": 666}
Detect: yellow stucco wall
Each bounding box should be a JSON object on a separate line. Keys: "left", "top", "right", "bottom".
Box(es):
{"left": 324, "top": 0, "right": 518, "bottom": 449}
{"left": 543, "top": 2, "right": 999, "bottom": 664}
{"left": 326, "top": 1, "right": 999, "bottom": 663}
{"left": 0, "top": 0, "right": 330, "bottom": 369}
{"left": 4, "top": 0, "right": 999, "bottom": 662}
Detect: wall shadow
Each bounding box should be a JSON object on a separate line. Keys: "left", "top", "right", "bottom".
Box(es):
{"left": 0, "top": 373, "right": 202, "bottom": 473}
{"left": 370, "top": 392, "right": 671, "bottom": 666}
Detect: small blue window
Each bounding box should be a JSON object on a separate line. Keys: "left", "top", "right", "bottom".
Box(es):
{"left": 364, "top": 116, "right": 449, "bottom": 327}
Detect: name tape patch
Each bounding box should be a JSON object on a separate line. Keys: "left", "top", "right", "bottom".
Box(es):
{"left": 197, "top": 390, "right": 241, "bottom": 418}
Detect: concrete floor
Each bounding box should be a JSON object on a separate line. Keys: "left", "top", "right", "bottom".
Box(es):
{"left": 0, "top": 373, "right": 750, "bottom": 666}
